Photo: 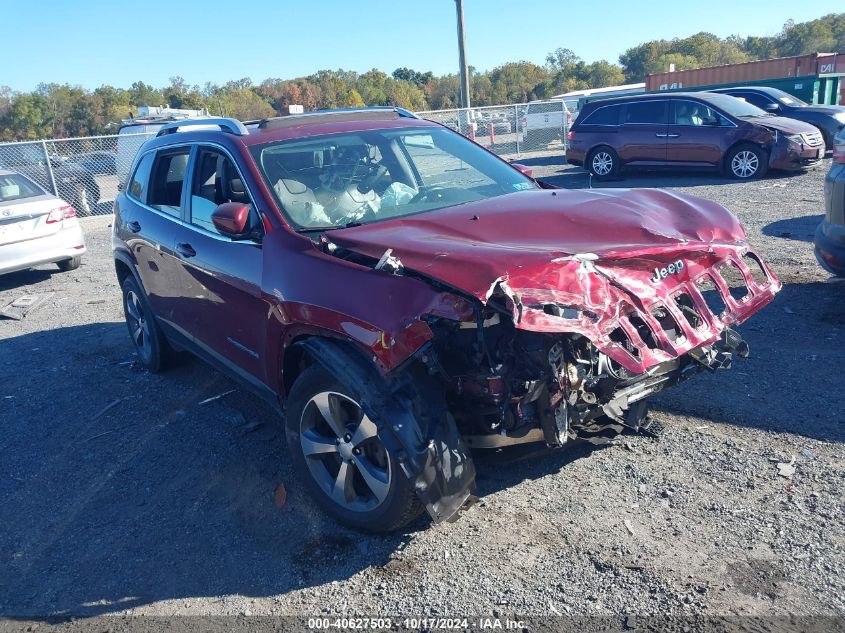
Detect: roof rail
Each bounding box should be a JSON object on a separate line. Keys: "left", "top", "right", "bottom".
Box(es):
{"left": 256, "top": 106, "right": 419, "bottom": 129}
{"left": 155, "top": 117, "right": 249, "bottom": 137}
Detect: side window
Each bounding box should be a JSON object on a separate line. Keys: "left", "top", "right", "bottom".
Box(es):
{"left": 672, "top": 102, "right": 731, "bottom": 127}
{"left": 582, "top": 105, "right": 620, "bottom": 126}
{"left": 147, "top": 150, "right": 190, "bottom": 216}
{"left": 624, "top": 101, "right": 668, "bottom": 124}
{"left": 127, "top": 152, "right": 154, "bottom": 202}
{"left": 189, "top": 148, "right": 256, "bottom": 236}
{"left": 735, "top": 92, "right": 771, "bottom": 109}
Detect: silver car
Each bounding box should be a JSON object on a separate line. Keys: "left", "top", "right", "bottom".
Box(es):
{"left": 0, "top": 170, "right": 86, "bottom": 275}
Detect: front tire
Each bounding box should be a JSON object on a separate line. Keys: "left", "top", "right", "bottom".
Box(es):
{"left": 285, "top": 364, "right": 423, "bottom": 532}
{"left": 121, "top": 275, "right": 172, "bottom": 373}
{"left": 726, "top": 144, "right": 768, "bottom": 180}
{"left": 587, "top": 146, "right": 620, "bottom": 180}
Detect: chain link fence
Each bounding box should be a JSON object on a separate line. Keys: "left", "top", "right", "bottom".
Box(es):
{"left": 0, "top": 100, "right": 570, "bottom": 217}
{"left": 417, "top": 99, "right": 572, "bottom": 159}
{"left": 0, "top": 133, "right": 154, "bottom": 217}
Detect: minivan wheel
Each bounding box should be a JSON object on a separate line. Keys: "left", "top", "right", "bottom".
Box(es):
{"left": 588, "top": 147, "right": 620, "bottom": 180}
{"left": 727, "top": 144, "right": 768, "bottom": 180}
{"left": 121, "top": 276, "right": 172, "bottom": 372}
{"left": 285, "top": 364, "right": 423, "bottom": 532}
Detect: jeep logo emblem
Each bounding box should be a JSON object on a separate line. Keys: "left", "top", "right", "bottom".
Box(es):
{"left": 650, "top": 260, "right": 685, "bottom": 284}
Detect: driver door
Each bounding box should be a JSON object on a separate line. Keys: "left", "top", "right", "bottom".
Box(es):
{"left": 171, "top": 146, "right": 269, "bottom": 385}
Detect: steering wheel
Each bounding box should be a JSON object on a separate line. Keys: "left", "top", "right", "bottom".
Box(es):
{"left": 356, "top": 163, "right": 388, "bottom": 193}
{"left": 410, "top": 186, "right": 446, "bottom": 204}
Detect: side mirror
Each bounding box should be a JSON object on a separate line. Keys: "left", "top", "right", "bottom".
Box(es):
{"left": 211, "top": 202, "right": 251, "bottom": 238}
{"left": 764, "top": 102, "right": 779, "bottom": 112}
{"left": 511, "top": 163, "right": 534, "bottom": 178}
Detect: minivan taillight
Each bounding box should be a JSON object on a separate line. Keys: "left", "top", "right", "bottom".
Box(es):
{"left": 833, "top": 140, "right": 845, "bottom": 164}
{"left": 567, "top": 130, "right": 575, "bottom": 140}
{"left": 46, "top": 205, "right": 77, "bottom": 224}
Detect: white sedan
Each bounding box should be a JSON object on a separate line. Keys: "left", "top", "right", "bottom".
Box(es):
{"left": 0, "top": 170, "right": 86, "bottom": 276}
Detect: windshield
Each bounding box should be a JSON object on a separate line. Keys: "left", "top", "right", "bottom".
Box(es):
{"left": 0, "top": 173, "right": 43, "bottom": 203}
{"left": 251, "top": 126, "right": 537, "bottom": 230}
{"left": 703, "top": 93, "right": 771, "bottom": 118}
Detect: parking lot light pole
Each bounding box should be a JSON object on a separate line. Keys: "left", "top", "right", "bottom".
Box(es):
{"left": 455, "top": 0, "right": 471, "bottom": 109}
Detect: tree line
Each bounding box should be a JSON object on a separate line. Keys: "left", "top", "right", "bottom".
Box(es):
{"left": 0, "top": 12, "right": 842, "bottom": 142}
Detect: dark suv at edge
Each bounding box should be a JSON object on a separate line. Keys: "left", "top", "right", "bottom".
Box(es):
{"left": 815, "top": 127, "right": 845, "bottom": 277}
{"left": 567, "top": 92, "right": 824, "bottom": 180}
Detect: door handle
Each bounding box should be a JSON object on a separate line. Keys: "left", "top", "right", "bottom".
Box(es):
{"left": 667, "top": 133, "right": 680, "bottom": 138}
{"left": 655, "top": 133, "right": 668, "bottom": 138}
{"left": 175, "top": 242, "right": 196, "bottom": 258}
{"left": 127, "top": 220, "right": 141, "bottom": 233}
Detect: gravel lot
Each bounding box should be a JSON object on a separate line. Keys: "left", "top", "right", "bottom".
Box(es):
{"left": 1, "top": 159, "right": 843, "bottom": 629}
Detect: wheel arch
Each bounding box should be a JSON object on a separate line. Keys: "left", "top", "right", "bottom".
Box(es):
{"left": 280, "top": 332, "right": 375, "bottom": 399}
{"left": 724, "top": 139, "right": 769, "bottom": 163}
{"left": 288, "top": 335, "right": 476, "bottom": 524}
{"left": 114, "top": 251, "right": 141, "bottom": 289}
{"left": 723, "top": 140, "right": 770, "bottom": 175}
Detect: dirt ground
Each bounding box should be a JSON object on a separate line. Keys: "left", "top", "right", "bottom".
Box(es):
{"left": 0, "top": 158, "right": 843, "bottom": 631}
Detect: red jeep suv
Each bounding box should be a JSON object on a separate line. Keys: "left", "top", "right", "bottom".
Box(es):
{"left": 113, "top": 108, "right": 780, "bottom": 531}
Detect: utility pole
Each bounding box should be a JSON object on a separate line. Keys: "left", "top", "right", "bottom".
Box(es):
{"left": 455, "top": 0, "right": 471, "bottom": 109}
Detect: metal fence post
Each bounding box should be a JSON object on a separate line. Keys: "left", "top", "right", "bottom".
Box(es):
{"left": 41, "top": 140, "right": 58, "bottom": 196}
{"left": 514, "top": 104, "right": 520, "bottom": 157}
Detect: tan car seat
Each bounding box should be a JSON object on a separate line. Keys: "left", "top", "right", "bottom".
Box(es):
{"left": 273, "top": 179, "right": 332, "bottom": 227}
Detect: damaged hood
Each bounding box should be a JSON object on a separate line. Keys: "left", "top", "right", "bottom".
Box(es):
{"left": 754, "top": 115, "right": 819, "bottom": 135}
{"left": 328, "top": 188, "right": 747, "bottom": 302}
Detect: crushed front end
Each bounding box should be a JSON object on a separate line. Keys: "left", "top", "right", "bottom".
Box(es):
{"left": 420, "top": 245, "right": 780, "bottom": 449}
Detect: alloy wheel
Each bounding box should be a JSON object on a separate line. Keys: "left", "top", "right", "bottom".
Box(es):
{"left": 592, "top": 151, "right": 614, "bottom": 176}
{"left": 299, "top": 391, "right": 391, "bottom": 512}
{"left": 125, "top": 290, "right": 151, "bottom": 361}
{"left": 731, "top": 150, "right": 759, "bottom": 178}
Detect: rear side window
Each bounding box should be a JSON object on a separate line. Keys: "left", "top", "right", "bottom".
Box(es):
{"left": 127, "top": 152, "right": 154, "bottom": 202}
{"left": 581, "top": 105, "right": 621, "bottom": 126}
{"left": 0, "top": 173, "right": 43, "bottom": 202}
{"left": 147, "top": 150, "right": 190, "bottom": 216}
{"left": 624, "top": 101, "right": 668, "bottom": 124}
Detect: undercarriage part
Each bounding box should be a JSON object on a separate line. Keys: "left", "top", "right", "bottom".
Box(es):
{"left": 426, "top": 310, "right": 752, "bottom": 451}
{"left": 463, "top": 427, "right": 545, "bottom": 448}
{"left": 296, "top": 338, "right": 476, "bottom": 523}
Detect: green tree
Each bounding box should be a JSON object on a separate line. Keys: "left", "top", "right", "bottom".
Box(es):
{"left": 0, "top": 93, "right": 52, "bottom": 140}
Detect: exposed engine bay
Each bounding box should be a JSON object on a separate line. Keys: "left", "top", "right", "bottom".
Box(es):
{"left": 422, "top": 291, "right": 750, "bottom": 449}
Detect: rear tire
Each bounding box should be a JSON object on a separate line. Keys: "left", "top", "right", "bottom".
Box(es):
{"left": 726, "top": 144, "right": 768, "bottom": 180}
{"left": 587, "top": 146, "right": 620, "bottom": 180}
{"left": 285, "top": 363, "right": 423, "bottom": 532}
{"left": 56, "top": 256, "right": 81, "bottom": 272}
{"left": 120, "top": 275, "right": 172, "bottom": 373}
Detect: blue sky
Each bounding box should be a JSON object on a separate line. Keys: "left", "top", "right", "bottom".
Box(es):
{"left": 4, "top": 0, "right": 837, "bottom": 91}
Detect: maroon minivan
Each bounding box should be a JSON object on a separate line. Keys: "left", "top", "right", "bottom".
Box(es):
{"left": 567, "top": 92, "right": 825, "bottom": 180}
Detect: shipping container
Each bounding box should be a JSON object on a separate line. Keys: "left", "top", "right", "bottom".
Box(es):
{"left": 646, "top": 53, "right": 844, "bottom": 105}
